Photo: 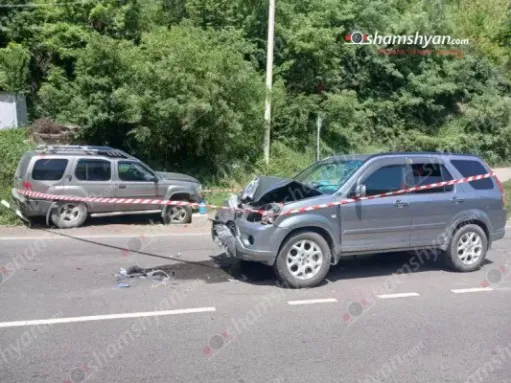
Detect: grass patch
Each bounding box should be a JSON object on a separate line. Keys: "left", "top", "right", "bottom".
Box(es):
{"left": 503, "top": 181, "right": 511, "bottom": 218}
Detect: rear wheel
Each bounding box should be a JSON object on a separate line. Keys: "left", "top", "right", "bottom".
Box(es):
{"left": 163, "top": 205, "right": 192, "bottom": 224}
{"left": 274, "top": 232, "right": 331, "bottom": 288}
{"left": 445, "top": 224, "right": 488, "bottom": 272}
{"left": 50, "top": 202, "right": 88, "bottom": 229}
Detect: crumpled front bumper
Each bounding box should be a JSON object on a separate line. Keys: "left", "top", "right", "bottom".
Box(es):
{"left": 211, "top": 217, "right": 283, "bottom": 266}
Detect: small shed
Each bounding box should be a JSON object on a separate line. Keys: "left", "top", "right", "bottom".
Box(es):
{"left": 0, "top": 92, "right": 28, "bottom": 129}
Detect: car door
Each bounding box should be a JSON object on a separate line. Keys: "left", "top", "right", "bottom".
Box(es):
{"left": 115, "top": 160, "right": 160, "bottom": 211}
{"left": 69, "top": 157, "right": 116, "bottom": 213}
{"left": 340, "top": 157, "right": 412, "bottom": 252}
{"left": 408, "top": 156, "right": 466, "bottom": 248}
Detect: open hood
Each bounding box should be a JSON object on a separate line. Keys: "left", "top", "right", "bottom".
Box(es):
{"left": 241, "top": 176, "right": 322, "bottom": 205}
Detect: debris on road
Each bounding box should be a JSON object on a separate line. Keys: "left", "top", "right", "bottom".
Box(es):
{"left": 115, "top": 265, "right": 172, "bottom": 288}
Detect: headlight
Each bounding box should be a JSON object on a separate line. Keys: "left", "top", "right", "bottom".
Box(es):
{"left": 196, "top": 184, "right": 203, "bottom": 194}
{"left": 261, "top": 203, "right": 282, "bottom": 225}
{"left": 242, "top": 177, "right": 259, "bottom": 200}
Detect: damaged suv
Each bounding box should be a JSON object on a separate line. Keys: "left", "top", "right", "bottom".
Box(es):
{"left": 212, "top": 153, "right": 507, "bottom": 288}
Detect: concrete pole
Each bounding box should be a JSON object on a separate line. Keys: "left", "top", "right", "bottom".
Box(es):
{"left": 263, "top": 0, "right": 275, "bottom": 164}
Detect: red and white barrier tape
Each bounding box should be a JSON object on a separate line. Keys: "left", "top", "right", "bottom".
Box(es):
{"left": 202, "top": 188, "right": 241, "bottom": 193}
{"left": 16, "top": 171, "right": 496, "bottom": 217}
{"left": 282, "top": 171, "right": 496, "bottom": 216}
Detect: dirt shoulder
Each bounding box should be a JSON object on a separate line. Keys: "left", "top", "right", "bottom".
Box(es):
{"left": 0, "top": 214, "right": 212, "bottom": 239}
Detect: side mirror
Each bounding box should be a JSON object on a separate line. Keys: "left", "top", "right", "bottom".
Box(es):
{"left": 355, "top": 184, "right": 366, "bottom": 198}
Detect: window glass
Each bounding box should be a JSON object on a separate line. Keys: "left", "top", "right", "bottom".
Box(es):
{"left": 364, "top": 164, "right": 406, "bottom": 196}
{"left": 75, "top": 159, "right": 111, "bottom": 181}
{"left": 32, "top": 159, "right": 68, "bottom": 181}
{"left": 451, "top": 160, "right": 494, "bottom": 190}
{"left": 294, "top": 159, "right": 365, "bottom": 195}
{"left": 118, "top": 162, "right": 156, "bottom": 182}
{"left": 411, "top": 163, "right": 454, "bottom": 193}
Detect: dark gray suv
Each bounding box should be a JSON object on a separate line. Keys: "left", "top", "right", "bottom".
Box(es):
{"left": 12, "top": 145, "right": 203, "bottom": 228}
{"left": 213, "top": 153, "right": 507, "bottom": 288}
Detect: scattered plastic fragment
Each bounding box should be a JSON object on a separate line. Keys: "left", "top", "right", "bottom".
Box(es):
{"left": 115, "top": 265, "right": 173, "bottom": 288}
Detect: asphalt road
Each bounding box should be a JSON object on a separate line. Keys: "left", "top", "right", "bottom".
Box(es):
{"left": 1, "top": 224, "right": 511, "bottom": 383}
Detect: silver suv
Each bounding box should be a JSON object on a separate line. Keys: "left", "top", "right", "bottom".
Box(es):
{"left": 212, "top": 153, "right": 507, "bottom": 288}
{"left": 12, "top": 145, "right": 203, "bottom": 228}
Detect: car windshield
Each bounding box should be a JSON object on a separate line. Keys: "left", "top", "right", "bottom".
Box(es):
{"left": 293, "top": 159, "right": 366, "bottom": 194}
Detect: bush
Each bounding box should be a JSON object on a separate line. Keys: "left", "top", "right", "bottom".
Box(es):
{"left": 0, "top": 128, "right": 34, "bottom": 225}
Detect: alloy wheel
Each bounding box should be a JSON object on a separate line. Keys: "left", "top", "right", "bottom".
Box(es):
{"left": 286, "top": 239, "right": 323, "bottom": 280}
{"left": 457, "top": 231, "right": 483, "bottom": 265}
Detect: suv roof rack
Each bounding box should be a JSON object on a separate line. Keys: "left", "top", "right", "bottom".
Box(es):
{"left": 35, "top": 145, "right": 134, "bottom": 159}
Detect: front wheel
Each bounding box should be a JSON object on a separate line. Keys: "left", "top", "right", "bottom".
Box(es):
{"left": 274, "top": 232, "right": 331, "bottom": 288}
{"left": 445, "top": 224, "right": 488, "bottom": 272}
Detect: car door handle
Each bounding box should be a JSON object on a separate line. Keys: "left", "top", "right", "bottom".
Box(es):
{"left": 393, "top": 200, "right": 410, "bottom": 207}
{"left": 119, "top": 185, "right": 126, "bottom": 189}
{"left": 451, "top": 196, "right": 464, "bottom": 204}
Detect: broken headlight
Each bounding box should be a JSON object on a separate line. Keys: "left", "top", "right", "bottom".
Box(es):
{"left": 260, "top": 203, "right": 282, "bottom": 225}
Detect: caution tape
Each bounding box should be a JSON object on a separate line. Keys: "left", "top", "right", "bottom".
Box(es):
{"left": 282, "top": 171, "right": 497, "bottom": 216}
{"left": 202, "top": 188, "right": 241, "bottom": 193}
{"left": 16, "top": 171, "right": 497, "bottom": 217}
{"left": 16, "top": 190, "right": 268, "bottom": 215}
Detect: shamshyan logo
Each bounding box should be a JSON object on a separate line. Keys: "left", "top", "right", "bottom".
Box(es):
{"left": 345, "top": 31, "right": 469, "bottom": 48}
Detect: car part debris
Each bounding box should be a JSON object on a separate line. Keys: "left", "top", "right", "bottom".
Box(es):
{"left": 115, "top": 265, "right": 172, "bottom": 288}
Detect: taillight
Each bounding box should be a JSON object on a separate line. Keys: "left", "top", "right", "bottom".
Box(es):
{"left": 494, "top": 174, "right": 505, "bottom": 208}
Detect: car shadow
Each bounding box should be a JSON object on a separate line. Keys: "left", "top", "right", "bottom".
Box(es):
{"left": 209, "top": 250, "right": 494, "bottom": 288}
{"left": 26, "top": 214, "right": 165, "bottom": 229}
{"left": 27, "top": 228, "right": 494, "bottom": 288}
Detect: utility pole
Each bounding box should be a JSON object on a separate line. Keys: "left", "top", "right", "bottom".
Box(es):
{"left": 316, "top": 114, "right": 323, "bottom": 161}
{"left": 263, "top": 0, "right": 275, "bottom": 164}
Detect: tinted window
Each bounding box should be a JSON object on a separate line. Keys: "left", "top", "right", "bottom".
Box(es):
{"left": 75, "top": 159, "right": 111, "bottom": 181}
{"left": 118, "top": 162, "right": 156, "bottom": 182}
{"left": 411, "top": 163, "right": 454, "bottom": 193}
{"left": 32, "top": 159, "right": 68, "bottom": 181}
{"left": 451, "top": 159, "right": 493, "bottom": 190}
{"left": 364, "top": 165, "right": 406, "bottom": 196}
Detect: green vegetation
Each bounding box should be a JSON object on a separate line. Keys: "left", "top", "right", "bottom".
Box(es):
{"left": 0, "top": 0, "right": 511, "bottom": 222}
{"left": 503, "top": 182, "right": 511, "bottom": 218}
{"left": 0, "top": 128, "right": 35, "bottom": 224}
{"left": 1, "top": 0, "right": 510, "bottom": 173}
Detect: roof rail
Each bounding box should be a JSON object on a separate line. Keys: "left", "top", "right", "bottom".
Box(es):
{"left": 35, "top": 145, "right": 133, "bottom": 159}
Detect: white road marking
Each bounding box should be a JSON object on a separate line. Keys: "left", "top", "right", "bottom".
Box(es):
{"left": 0, "top": 232, "right": 211, "bottom": 241}
{"left": 377, "top": 292, "right": 420, "bottom": 299}
{"left": 0, "top": 307, "right": 216, "bottom": 329}
{"left": 451, "top": 287, "right": 494, "bottom": 294}
{"left": 287, "top": 298, "right": 338, "bottom": 305}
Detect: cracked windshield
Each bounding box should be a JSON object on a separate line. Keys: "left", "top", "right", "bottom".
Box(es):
{"left": 0, "top": 1, "right": 510, "bottom": 383}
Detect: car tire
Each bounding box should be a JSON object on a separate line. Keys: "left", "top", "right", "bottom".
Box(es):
{"left": 163, "top": 205, "right": 192, "bottom": 225}
{"left": 445, "top": 224, "right": 488, "bottom": 272}
{"left": 274, "top": 231, "right": 331, "bottom": 288}
{"left": 50, "top": 202, "right": 88, "bottom": 229}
